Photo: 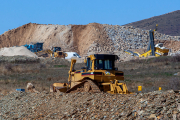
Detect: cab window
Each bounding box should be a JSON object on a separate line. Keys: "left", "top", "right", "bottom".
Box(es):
{"left": 99, "top": 60, "right": 103, "bottom": 69}
{"left": 87, "top": 58, "right": 92, "bottom": 70}
{"left": 95, "top": 59, "right": 114, "bottom": 70}
{"left": 104, "top": 60, "right": 113, "bottom": 70}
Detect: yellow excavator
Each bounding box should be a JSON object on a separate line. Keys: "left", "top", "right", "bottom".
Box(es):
{"left": 50, "top": 54, "right": 132, "bottom": 94}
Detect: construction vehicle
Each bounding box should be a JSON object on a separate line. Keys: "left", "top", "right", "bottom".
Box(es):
{"left": 35, "top": 49, "right": 53, "bottom": 57}
{"left": 35, "top": 47, "right": 67, "bottom": 58}
{"left": 50, "top": 47, "right": 67, "bottom": 58}
{"left": 125, "top": 24, "right": 169, "bottom": 57}
{"left": 50, "top": 54, "right": 132, "bottom": 94}
{"left": 64, "top": 52, "right": 81, "bottom": 59}
{"left": 23, "top": 42, "right": 44, "bottom": 52}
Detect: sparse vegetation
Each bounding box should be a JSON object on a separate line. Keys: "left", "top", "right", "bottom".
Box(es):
{"left": 118, "top": 55, "right": 180, "bottom": 93}
{"left": 1, "top": 55, "right": 180, "bottom": 95}
{"left": 0, "top": 56, "right": 69, "bottom": 95}
{"left": 54, "top": 65, "right": 68, "bottom": 68}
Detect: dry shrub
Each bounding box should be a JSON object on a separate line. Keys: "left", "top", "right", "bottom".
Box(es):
{"left": 14, "top": 58, "right": 40, "bottom": 64}
{"left": 171, "top": 54, "right": 180, "bottom": 62}
{"left": 1, "top": 63, "right": 38, "bottom": 74}
{"left": 0, "top": 64, "right": 13, "bottom": 75}
{"left": 130, "top": 58, "right": 142, "bottom": 63}
{"left": 11, "top": 65, "right": 24, "bottom": 73}
{"left": 47, "top": 77, "right": 52, "bottom": 81}
{"left": 153, "top": 56, "right": 169, "bottom": 63}
{"left": 168, "top": 77, "right": 180, "bottom": 90}
{"left": 152, "top": 54, "right": 180, "bottom": 63}
{"left": 39, "top": 63, "right": 46, "bottom": 69}
{"left": 4, "top": 64, "right": 13, "bottom": 71}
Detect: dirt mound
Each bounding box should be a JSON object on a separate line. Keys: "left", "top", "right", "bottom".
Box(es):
{"left": 0, "top": 23, "right": 110, "bottom": 56}
{"left": 0, "top": 46, "right": 38, "bottom": 57}
{"left": 71, "top": 23, "right": 110, "bottom": 55}
{"left": 0, "top": 23, "right": 38, "bottom": 48}
{"left": 0, "top": 23, "right": 74, "bottom": 53}
{"left": 1, "top": 22, "right": 180, "bottom": 61}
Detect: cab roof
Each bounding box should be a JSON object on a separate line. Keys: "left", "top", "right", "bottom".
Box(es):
{"left": 94, "top": 54, "right": 118, "bottom": 60}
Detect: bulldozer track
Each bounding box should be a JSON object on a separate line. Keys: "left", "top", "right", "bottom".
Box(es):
{"left": 86, "top": 80, "right": 101, "bottom": 93}
{"left": 66, "top": 80, "right": 101, "bottom": 93}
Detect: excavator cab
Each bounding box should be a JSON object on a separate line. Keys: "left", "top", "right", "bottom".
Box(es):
{"left": 50, "top": 54, "right": 132, "bottom": 94}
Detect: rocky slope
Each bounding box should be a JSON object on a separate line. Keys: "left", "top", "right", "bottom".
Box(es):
{"left": 1, "top": 23, "right": 180, "bottom": 61}
{"left": 0, "top": 90, "right": 180, "bottom": 119}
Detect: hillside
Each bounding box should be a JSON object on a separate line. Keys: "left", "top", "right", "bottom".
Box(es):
{"left": 124, "top": 10, "right": 180, "bottom": 36}
{"left": 0, "top": 23, "right": 109, "bottom": 56}
{"left": 0, "top": 22, "right": 180, "bottom": 61}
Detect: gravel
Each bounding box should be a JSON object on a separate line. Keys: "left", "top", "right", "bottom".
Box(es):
{"left": 0, "top": 90, "right": 180, "bottom": 119}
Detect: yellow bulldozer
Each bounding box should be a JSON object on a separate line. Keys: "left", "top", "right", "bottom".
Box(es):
{"left": 35, "top": 47, "right": 67, "bottom": 58}
{"left": 50, "top": 54, "right": 132, "bottom": 94}
{"left": 50, "top": 47, "right": 67, "bottom": 58}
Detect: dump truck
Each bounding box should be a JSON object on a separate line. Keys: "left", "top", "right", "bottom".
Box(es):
{"left": 50, "top": 54, "right": 132, "bottom": 94}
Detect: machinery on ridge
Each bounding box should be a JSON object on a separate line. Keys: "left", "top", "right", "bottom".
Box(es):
{"left": 125, "top": 24, "right": 169, "bottom": 57}
{"left": 35, "top": 46, "right": 67, "bottom": 58}
{"left": 23, "top": 42, "right": 44, "bottom": 52}
{"left": 50, "top": 47, "right": 67, "bottom": 58}
{"left": 50, "top": 54, "right": 132, "bottom": 94}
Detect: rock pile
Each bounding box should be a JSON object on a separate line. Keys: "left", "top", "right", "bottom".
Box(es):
{"left": 87, "top": 25, "right": 180, "bottom": 60}
{"left": 103, "top": 25, "right": 180, "bottom": 51}
{"left": 1, "top": 23, "right": 180, "bottom": 60}
{"left": 0, "top": 90, "right": 180, "bottom": 119}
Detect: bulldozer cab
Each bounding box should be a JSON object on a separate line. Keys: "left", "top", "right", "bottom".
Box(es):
{"left": 50, "top": 47, "right": 67, "bottom": 58}
{"left": 86, "top": 54, "right": 118, "bottom": 71}
{"left": 53, "top": 47, "right": 61, "bottom": 52}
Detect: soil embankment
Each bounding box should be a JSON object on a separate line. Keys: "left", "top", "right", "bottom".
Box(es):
{"left": 1, "top": 23, "right": 180, "bottom": 61}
